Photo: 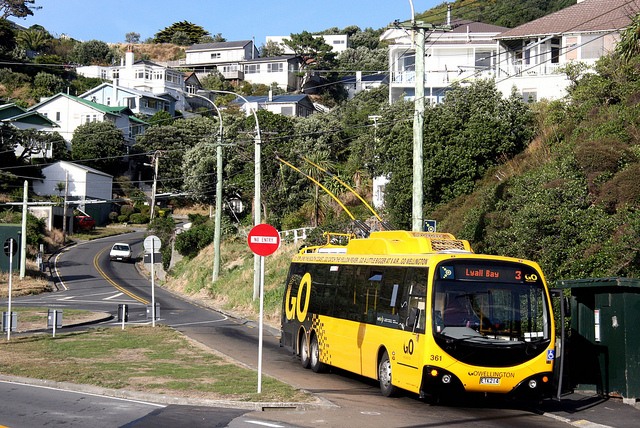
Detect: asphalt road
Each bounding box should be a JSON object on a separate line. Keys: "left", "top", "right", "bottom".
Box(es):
{"left": 0, "top": 232, "right": 574, "bottom": 427}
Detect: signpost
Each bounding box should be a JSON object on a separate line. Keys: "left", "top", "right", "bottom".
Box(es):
{"left": 4, "top": 238, "right": 17, "bottom": 340}
{"left": 247, "top": 224, "right": 280, "bottom": 394}
{"left": 144, "top": 235, "right": 161, "bottom": 327}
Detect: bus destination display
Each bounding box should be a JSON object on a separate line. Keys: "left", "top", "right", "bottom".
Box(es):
{"left": 439, "top": 264, "right": 539, "bottom": 283}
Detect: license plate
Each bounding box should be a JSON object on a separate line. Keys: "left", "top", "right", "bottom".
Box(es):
{"left": 480, "top": 377, "right": 500, "bottom": 385}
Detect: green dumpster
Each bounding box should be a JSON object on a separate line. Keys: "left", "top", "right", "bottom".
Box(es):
{"left": 557, "top": 277, "right": 640, "bottom": 404}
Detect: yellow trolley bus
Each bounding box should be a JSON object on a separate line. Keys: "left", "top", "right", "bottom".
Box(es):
{"left": 280, "top": 230, "right": 555, "bottom": 398}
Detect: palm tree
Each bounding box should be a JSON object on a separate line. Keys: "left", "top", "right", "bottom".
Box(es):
{"left": 300, "top": 151, "right": 335, "bottom": 227}
{"left": 16, "top": 28, "right": 49, "bottom": 52}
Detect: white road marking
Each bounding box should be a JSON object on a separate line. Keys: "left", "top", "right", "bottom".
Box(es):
{"left": 104, "top": 293, "right": 124, "bottom": 300}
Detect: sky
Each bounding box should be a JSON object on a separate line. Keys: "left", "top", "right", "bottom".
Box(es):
{"left": 15, "top": 0, "right": 442, "bottom": 45}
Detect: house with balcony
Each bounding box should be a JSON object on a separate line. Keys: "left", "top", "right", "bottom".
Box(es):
{"left": 494, "top": 0, "right": 640, "bottom": 102}
{"left": 76, "top": 46, "right": 190, "bottom": 112}
{"left": 28, "top": 93, "right": 147, "bottom": 150}
{"left": 80, "top": 83, "right": 176, "bottom": 117}
{"left": 184, "top": 40, "right": 259, "bottom": 80}
{"left": 381, "top": 18, "right": 508, "bottom": 104}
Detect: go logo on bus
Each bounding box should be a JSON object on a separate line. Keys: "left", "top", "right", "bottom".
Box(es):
{"left": 285, "top": 273, "right": 311, "bottom": 322}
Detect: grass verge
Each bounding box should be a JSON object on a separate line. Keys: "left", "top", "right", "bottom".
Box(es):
{"left": 0, "top": 325, "right": 314, "bottom": 403}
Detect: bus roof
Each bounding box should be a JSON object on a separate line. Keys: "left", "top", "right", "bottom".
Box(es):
{"left": 300, "top": 230, "right": 473, "bottom": 256}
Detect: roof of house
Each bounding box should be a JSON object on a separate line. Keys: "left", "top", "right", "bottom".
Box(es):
{"left": 242, "top": 55, "right": 298, "bottom": 64}
{"left": 2, "top": 111, "right": 59, "bottom": 127}
{"left": 29, "top": 93, "right": 134, "bottom": 117}
{"left": 186, "top": 40, "right": 254, "bottom": 51}
{"left": 495, "top": 0, "right": 640, "bottom": 39}
{"left": 0, "top": 103, "right": 27, "bottom": 120}
{"left": 81, "top": 83, "right": 169, "bottom": 102}
{"left": 447, "top": 18, "right": 509, "bottom": 34}
{"left": 43, "top": 160, "right": 114, "bottom": 178}
{"left": 233, "top": 94, "right": 311, "bottom": 104}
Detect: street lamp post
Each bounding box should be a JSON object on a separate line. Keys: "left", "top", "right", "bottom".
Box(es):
{"left": 193, "top": 90, "right": 262, "bottom": 299}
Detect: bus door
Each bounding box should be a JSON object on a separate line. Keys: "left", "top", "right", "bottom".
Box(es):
{"left": 394, "top": 267, "right": 428, "bottom": 392}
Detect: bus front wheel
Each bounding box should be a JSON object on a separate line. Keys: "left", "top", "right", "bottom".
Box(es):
{"left": 310, "top": 335, "right": 326, "bottom": 373}
{"left": 300, "top": 334, "right": 311, "bottom": 369}
{"left": 378, "top": 350, "right": 399, "bottom": 397}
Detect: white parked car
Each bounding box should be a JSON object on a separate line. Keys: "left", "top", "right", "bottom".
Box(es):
{"left": 109, "top": 243, "right": 132, "bottom": 262}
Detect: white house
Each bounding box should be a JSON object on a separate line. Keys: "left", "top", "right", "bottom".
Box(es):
{"left": 494, "top": 0, "right": 640, "bottom": 102}
{"left": 185, "top": 40, "right": 259, "bottom": 69}
{"left": 381, "top": 18, "right": 508, "bottom": 104}
{"left": 28, "top": 93, "right": 147, "bottom": 149}
{"left": 33, "top": 161, "right": 114, "bottom": 225}
{"left": 241, "top": 55, "right": 301, "bottom": 91}
{"left": 76, "top": 46, "right": 190, "bottom": 112}
{"left": 80, "top": 82, "right": 176, "bottom": 117}
{"left": 266, "top": 34, "right": 350, "bottom": 55}
{"left": 232, "top": 92, "right": 316, "bottom": 117}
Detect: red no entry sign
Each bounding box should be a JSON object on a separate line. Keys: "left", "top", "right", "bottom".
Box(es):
{"left": 248, "top": 224, "right": 280, "bottom": 256}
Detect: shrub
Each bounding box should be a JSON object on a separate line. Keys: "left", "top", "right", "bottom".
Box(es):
{"left": 108, "top": 212, "right": 119, "bottom": 222}
{"left": 129, "top": 213, "right": 150, "bottom": 224}
{"left": 120, "top": 205, "right": 135, "bottom": 217}
{"left": 175, "top": 224, "right": 215, "bottom": 257}
{"left": 117, "top": 215, "right": 129, "bottom": 223}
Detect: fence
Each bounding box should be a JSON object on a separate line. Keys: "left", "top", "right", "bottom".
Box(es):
{"left": 279, "top": 227, "right": 315, "bottom": 244}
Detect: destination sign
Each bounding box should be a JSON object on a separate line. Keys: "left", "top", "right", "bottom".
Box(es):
{"left": 439, "top": 263, "right": 540, "bottom": 283}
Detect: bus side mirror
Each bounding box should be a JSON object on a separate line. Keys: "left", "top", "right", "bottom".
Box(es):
{"left": 407, "top": 307, "right": 419, "bottom": 331}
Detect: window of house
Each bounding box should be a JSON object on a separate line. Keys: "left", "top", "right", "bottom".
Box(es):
{"left": 333, "top": 40, "right": 345, "bottom": 45}
{"left": 148, "top": 100, "right": 157, "bottom": 109}
{"left": 474, "top": 50, "right": 491, "bottom": 68}
{"left": 522, "top": 89, "right": 537, "bottom": 103}
{"left": 245, "top": 64, "right": 260, "bottom": 74}
{"left": 281, "top": 106, "right": 293, "bottom": 116}
{"left": 222, "top": 64, "right": 238, "bottom": 73}
{"left": 112, "top": 70, "right": 119, "bottom": 79}
{"left": 267, "top": 63, "right": 283, "bottom": 73}
{"left": 566, "top": 37, "right": 578, "bottom": 60}
{"left": 400, "top": 53, "right": 415, "bottom": 71}
{"left": 127, "top": 98, "right": 135, "bottom": 109}
{"left": 582, "top": 37, "right": 604, "bottom": 59}
{"left": 56, "top": 112, "right": 61, "bottom": 121}
{"left": 106, "top": 97, "right": 111, "bottom": 106}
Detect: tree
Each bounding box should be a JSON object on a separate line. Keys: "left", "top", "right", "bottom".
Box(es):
{"left": 170, "top": 31, "right": 191, "bottom": 46}
{"left": 0, "top": 18, "right": 16, "bottom": 54}
{"left": 71, "top": 121, "right": 127, "bottom": 172}
{"left": 32, "top": 71, "right": 66, "bottom": 98}
{"left": 154, "top": 21, "right": 209, "bottom": 44}
{"left": 0, "top": 0, "right": 40, "bottom": 19}
{"left": 284, "top": 31, "right": 337, "bottom": 89}
{"left": 199, "top": 33, "right": 225, "bottom": 43}
{"left": 182, "top": 138, "right": 218, "bottom": 204}
{"left": 260, "top": 40, "right": 284, "bottom": 58}
{"left": 70, "top": 40, "right": 120, "bottom": 65}
{"left": 125, "top": 32, "right": 140, "bottom": 44}
{"left": 16, "top": 27, "right": 49, "bottom": 51}
{"left": 336, "top": 46, "right": 388, "bottom": 71}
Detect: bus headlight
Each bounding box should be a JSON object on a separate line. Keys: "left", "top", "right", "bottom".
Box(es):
{"left": 528, "top": 379, "right": 537, "bottom": 389}
{"left": 442, "top": 374, "right": 451, "bottom": 384}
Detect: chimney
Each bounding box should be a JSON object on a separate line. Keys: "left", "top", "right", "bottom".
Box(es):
{"left": 268, "top": 88, "right": 273, "bottom": 102}
{"left": 356, "top": 71, "right": 362, "bottom": 93}
{"left": 125, "top": 44, "right": 134, "bottom": 69}
{"left": 447, "top": 4, "right": 451, "bottom": 25}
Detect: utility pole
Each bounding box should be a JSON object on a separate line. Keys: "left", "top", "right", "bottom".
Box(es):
{"left": 19, "top": 180, "right": 27, "bottom": 279}
{"left": 213, "top": 116, "right": 223, "bottom": 282}
{"left": 253, "top": 126, "right": 262, "bottom": 301}
{"left": 150, "top": 152, "right": 160, "bottom": 220}
{"left": 62, "top": 171, "right": 69, "bottom": 244}
{"left": 394, "top": 3, "right": 450, "bottom": 231}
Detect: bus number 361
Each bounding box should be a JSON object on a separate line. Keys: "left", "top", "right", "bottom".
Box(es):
{"left": 285, "top": 273, "right": 311, "bottom": 322}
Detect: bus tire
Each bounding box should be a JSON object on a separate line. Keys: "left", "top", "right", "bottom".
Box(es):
{"left": 300, "top": 333, "right": 311, "bottom": 369}
{"left": 378, "top": 350, "right": 399, "bottom": 397}
{"left": 310, "top": 334, "right": 326, "bottom": 373}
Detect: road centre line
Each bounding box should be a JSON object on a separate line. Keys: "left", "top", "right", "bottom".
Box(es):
{"left": 93, "top": 246, "right": 149, "bottom": 304}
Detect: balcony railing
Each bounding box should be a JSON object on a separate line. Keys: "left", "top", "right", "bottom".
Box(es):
{"left": 391, "top": 69, "right": 496, "bottom": 86}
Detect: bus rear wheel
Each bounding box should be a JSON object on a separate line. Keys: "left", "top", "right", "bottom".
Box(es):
{"left": 310, "top": 335, "right": 326, "bottom": 373}
{"left": 378, "top": 350, "right": 399, "bottom": 397}
{"left": 300, "top": 334, "right": 311, "bottom": 369}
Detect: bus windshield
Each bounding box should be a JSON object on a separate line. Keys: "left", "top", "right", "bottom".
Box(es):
{"left": 432, "top": 260, "right": 550, "bottom": 343}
